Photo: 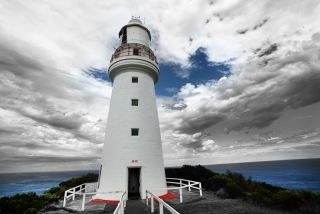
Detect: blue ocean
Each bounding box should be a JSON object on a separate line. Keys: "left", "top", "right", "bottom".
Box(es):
{"left": 0, "top": 158, "right": 319, "bottom": 198}
{"left": 0, "top": 170, "right": 98, "bottom": 198}
{"left": 204, "top": 158, "right": 320, "bottom": 193}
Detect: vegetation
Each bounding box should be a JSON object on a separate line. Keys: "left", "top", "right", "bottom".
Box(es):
{"left": 166, "top": 165, "right": 320, "bottom": 212}
{"left": 0, "top": 173, "right": 98, "bottom": 214}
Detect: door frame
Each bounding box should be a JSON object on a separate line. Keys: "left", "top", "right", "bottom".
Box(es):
{"left": 127, "top": 166, "right": 142, "bottom": 199}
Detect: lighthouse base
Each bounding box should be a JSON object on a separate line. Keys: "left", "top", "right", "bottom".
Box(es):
{"left": 91, "top": 192, "right": 124, "bottom": 203}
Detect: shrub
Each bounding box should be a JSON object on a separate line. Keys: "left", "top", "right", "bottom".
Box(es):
{"left": 168, "top": 166, "right": 320, "bottom": 212}
{"left": 165, "top": 165, "right": 217, "bottom": 187}
{"left": 59, "top": 173, "right": 98, "bottom": 189}
{"left": 24, "top": 207, "right": 38, "bottom": 214}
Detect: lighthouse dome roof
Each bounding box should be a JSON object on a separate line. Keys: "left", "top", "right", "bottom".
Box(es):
{"left": 128, "top": 18, "right": 143, "bottom": 25}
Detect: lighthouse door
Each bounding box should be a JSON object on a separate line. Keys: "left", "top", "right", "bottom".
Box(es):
{"left": 128, "top": 168, "right": 141, "bottom": 199}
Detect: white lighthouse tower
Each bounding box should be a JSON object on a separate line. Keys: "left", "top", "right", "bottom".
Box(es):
{"left": 94, "top": 17, "right": 167, "bottom": 200}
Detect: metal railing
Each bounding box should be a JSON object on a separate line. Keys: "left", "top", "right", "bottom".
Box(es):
{"left": 63, "top": 182, "right": 97, "bottom": 206}
{"left": 63, "top": 182, "right": 98, "bottom": 211}
{"left": 146, "top": 190, "right": 179, "bottom": 214}
{"left": 112, "top": 191, "right": 127, "bottom": 214}
{"left": 145, "top": 178, "right": 202, "bottom": 213}
{"left": 110, "top": 44, "right": 158, "bottom": 65}
{"left": 166, "top": 178, "right": 202, "bottom": 203}
{"left": 63, "top": 182, "right": 100, "bottom": 211}
{"left": 63, "top": 178, "right": 202, "bottom": 212}
{"left": 63, "top": 182, "right": 127, "bottom": 212}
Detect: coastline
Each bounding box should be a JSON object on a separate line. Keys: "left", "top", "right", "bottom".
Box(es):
{"left": 1, "top": 165, "right": 320, "bottom": 214}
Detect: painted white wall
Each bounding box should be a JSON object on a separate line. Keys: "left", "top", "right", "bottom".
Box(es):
{"left": 95, "top": 19, "right": 167, "bottom": 200}
{"left": 97, "top": 68, "right": 167, "bottom": 199}
{"left": 126, "top": 25, "right": 150, "bottom": 47}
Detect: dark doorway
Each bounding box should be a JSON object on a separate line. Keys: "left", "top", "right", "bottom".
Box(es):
{"left": 128, "top": 168, "right": 141, "bottom": 200}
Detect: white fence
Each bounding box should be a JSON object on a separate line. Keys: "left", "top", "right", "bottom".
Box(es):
{"left": 146, "top": 190, "right": 180, "bottom": 214}
{"left": 166, "top": 178, "right": 202, "bottom": 203}
{"left": 112, "top": 191, "right": 127, "bottom": 214}
{"left": 63, "top": 182, "right": 98, "bottom": 211}
{"left": 63, "top": 178, "right": 202, "bottom": 213}
{"left": 145, "top": 178, "right": 202, "bottom": 213}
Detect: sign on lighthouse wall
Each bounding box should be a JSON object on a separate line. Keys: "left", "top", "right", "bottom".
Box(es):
{"left": 93, "top": 17, "right": 167, "bottom": 200}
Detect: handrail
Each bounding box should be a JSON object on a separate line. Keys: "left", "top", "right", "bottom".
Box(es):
{"left": 112, "top": 191, "right": 127, "bottom": 214}
{"left": 63, "top": 182, "right": 98, "bottom": 209}
{"left": 150, "top": 178, "right": 202, "bottom": 203}
{"left": 167, "top": 178, "right": 202, "bottom": 196}
{"left": 110, "top": 44, "right": 158, "bottom": 65}
{"left": 146, "top": 190, "right": 179, "bottom": 214}
{"left": 63, "top": 178, "right": 201, "bottom": 212}
{"left": 63, "top": 182, "right": 126, "bottom": 213}
{"left": 145, "top": 178, "right": 202, "bottom": 213}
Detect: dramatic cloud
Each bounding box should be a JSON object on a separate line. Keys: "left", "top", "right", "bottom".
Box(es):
{"left": 157, "top": 6, "right": 320, "bottom": 164}
{"left": 0, "top": 0, "right": 319, "bottom": 172}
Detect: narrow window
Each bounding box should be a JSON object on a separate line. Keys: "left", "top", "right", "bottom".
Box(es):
{"left": 133, "top": 48, "right": 139, "bottom": 56}
{"left": 131, "top": 99, "right": 138, "bottom": 106}
{"left": 131, "top": 128, "right": 139, "bottom": 136}
{"left": 122, "top": 27, "right": 127, "bottom": 44}
{"left": 132, "top": 77, "right": 138, "bottom": 83}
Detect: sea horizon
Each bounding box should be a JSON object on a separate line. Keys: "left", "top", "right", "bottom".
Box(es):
{"left": 1, "top": 157, "right": 318, "bottom": 174}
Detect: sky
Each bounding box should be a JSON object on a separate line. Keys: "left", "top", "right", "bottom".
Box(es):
{"left": 0, "top": 0, "right": 320, "bottom": 173}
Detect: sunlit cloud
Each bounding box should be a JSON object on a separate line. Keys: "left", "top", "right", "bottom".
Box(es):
{"left": 0, "top": 0, "right": 319, "bottom": 172}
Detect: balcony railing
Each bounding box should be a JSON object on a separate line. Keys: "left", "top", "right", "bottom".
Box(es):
{"left": 110, "top": 44, "right": 158, "bottom": 65}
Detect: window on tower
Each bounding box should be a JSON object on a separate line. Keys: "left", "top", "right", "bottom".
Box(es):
{"left": 131, "top": 99, "right": 139, "bottom": 106}
{"left": 131, "top": 128, "right": 139, "bottom": 136}
{"left": 122, "top": 27, "right": 127, "bottom": 44}
{"left": 132, "top": 77, "right": 138, "bottom": 83}
{"left": 133, "top": 48, "right": 139, "bottom": 56}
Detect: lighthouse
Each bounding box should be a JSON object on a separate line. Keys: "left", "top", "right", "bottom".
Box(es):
{"left": 94, "top": 17, "right": 167, "bottom": 200}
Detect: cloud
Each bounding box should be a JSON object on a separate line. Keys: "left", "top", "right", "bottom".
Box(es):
{"left": 160, "top": 32, "right": 320, "bottom": 134}
{"left": 0, "top": 0, "right": 320, "bottom": 171}
{"left": 158, "top": 28, "right": 320, "bottom": 162}
{"left": 165, "top": 87, "right": 179, "bottom": 93}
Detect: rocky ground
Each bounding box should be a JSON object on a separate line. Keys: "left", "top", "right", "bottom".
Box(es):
{"left": 164, "top": 190, "right": 290, "bottom": 214}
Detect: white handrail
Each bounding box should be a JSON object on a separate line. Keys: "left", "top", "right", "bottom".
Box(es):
{"left": 166, "top": 178, "right": 202, "bottom": 197}
{"left": 63, "top": 178, "right": 202, "bottom": 212}
{"left": 63, "top": 182, "right": 98, "bottom": 208}
{"left": 146, "top": 190, "right": 179, "bottom": 214}
{"left": 112, "top": 191, "right": 127, "bottom": 214}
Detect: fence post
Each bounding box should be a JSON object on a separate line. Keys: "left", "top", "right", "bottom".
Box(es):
{"left": 146, "top": 192, "right": 148, "bottom": 206}
{"left": 121, "top": 199, "right": 124, "bottom": 214}
{"left": 63, "top": 191, "right": 67, "bottom": 207}
{"left": 151, "top": 196, "right": 154, "bottom": 213}
{"left": 179, "top": 188, "right": 183, "bottom": 203}
{"left": 199, "top": 182, "right": 202, "bottom": 196}
{"left": 72, "top": 188, "right": 75, "bottom": 200}
{"left": 180, "top": 179, "right": 182, "bottom": 187}
{"left": 188, "top": 181, "right": 191, "bottom": 191}
{"left": 160, "top": 203, "right": 163, "bottom": 214}
{"left": 81, "top": 193, "right": 86, "bottom": 211}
